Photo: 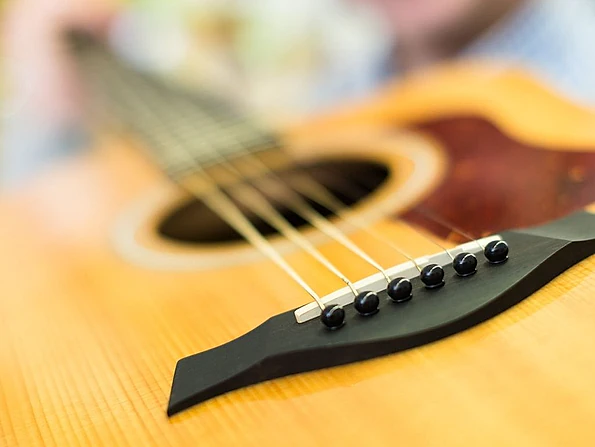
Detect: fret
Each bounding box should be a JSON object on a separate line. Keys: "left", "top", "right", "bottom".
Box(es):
{"left": 70, "top": 35, "right": 279, "bottom": 178}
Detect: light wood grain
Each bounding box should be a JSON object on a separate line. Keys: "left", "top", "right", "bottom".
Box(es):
{"left": 2, "top": 64, "right": 595, "bottom": 447}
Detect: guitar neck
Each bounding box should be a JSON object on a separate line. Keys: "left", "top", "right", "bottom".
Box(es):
{"left": 69, "top": 32, "right": 279, "bottom": 178}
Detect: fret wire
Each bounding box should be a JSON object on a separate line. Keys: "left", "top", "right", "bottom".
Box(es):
{"left": 142, "top": 75, "right": 279, "bottom": 166}
{"left": 78, "top": 46, "right": 277, "bottom": 175}
{"left": 158, "top": 103, "right": 278, "bottom": 167}
{"left": 82, "top": 64, "right": 189, "bottom": 177}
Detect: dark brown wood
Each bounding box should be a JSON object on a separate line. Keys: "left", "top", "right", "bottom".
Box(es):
{"left": 403, "top": 116, "right": 595, "bottom": 240}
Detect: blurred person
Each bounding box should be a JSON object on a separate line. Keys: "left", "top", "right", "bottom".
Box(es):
{"left": 3, "top": 0, "right": 595, "bottom": 186}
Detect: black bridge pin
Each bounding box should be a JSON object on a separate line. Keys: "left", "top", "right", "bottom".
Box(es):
{"left": 354, "top": 291, "right": 380, "bottom": 316}
{"left": 320, "top": 304, "right": 345, "bottom": 330}
{"left": 453, "top": 252, "right": 478, "bottom": 277}
{"left": 420, "top": 264, "right": 445, "bottom": 289}
{"left": 484, "top": 240, "right": 509, "bottom": 264}
{"left": 387, "top": 277, "right": 413, "bottom": 303}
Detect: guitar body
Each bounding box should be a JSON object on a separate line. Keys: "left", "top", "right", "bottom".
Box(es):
{"left": 2, "top": 64, "right": 595, "bottom": 446}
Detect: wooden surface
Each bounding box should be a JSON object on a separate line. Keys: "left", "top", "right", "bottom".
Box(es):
{"left": 405, "top": 116, "right": 595, "bottom": 240}
{"left": 2, "top": 65, "right": 595, "bottom": 446}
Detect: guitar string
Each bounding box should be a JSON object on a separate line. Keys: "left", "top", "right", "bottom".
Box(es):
{"left": 327, "top": 164, "right": 485, "bottom": 250}
{"left": 122, "top": 55, "right": 478, "bottom": 264}
{"left": 223, "top": 180, "right": 362, "bottom": 297}
{"left": 77, "top": 43, "right": 398, "bottom": 285}
{"left": 153, "top": 84, "right": 393, "bottom": 284}
{"left": 71, "top": 35, "right": 496, "bottom": 256}
{"left": 89, "top": 47, "right": 411, "bottom": 295}
{"left": 298, "top": 162, "right": 458, "bottom": 259}
{"left": 97, "top": 48, "right": 392, "bottom": 287}
{"left": 83, "top": 50, "right": 330, "bottom": 310}
{"left": 148, "top": 91, "right": 365, "bottom": 296}
{"left": 160, "top": 89, "right": 463, "bottom": 273}
{"left": 80, "top": 42, "right": 482, "bottom": 303}
{"left": 253, "top": 151, "right": 461, "bottom": 261}
{"left": 409, "top": 207, "right": 485, "bottom": 250}
{"left": 157, "top": 80, "right": 488, "bottom": 255}
{"left": 133, "top": 76, "right": 436, "bottom": 273}
{"left": 153, "top": 80, "right": 474, "bottom": 266}
{"left": 166, "top": 97, "right": 424, "bottom": 274}
{"left": 97, "top": 45, "right": 482, "bottom": 258}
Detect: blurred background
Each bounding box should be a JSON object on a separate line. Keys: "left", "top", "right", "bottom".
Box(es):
{"left": 2, "top": 0, "right": 595, "bottom": 186}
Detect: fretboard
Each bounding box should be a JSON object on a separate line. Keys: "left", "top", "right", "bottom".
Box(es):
{"left": 69, "top": 32, "right": 279, "bottom": 178}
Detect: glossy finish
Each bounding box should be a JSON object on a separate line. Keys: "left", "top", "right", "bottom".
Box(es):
{"left": 2, "top": 64, "right": 595, "bottom": 446}
{"left": 453, "top": 252, "right": 478, "bottom": 276}
{"left": 405, "top": 116, "right": 595, "bottom": 240}
{"left": 353, "top": 291, "right": 380, "bottom": 316}
{"left": 386, "top": 277, "right": 413, "bottom": 303}
{"left": 420, "top": 264, "right": 445, "bottom": 288}
{"left": 484, "top": 240, "right": 510, "bottom": 264}
{"left": 320, "top": 305, "right": 346, "bottom": 329}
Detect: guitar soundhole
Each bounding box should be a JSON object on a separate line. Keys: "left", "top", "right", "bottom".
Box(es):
{"left": 158, "top": 159, "right": 389, "bottom": 245}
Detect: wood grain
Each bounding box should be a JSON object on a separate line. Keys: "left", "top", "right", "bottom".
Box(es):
{"left": 2, "top": 64, "right": 595, "bottom": 446}
{"left": 405, "top": 116, "right": 595, "bottom": 240}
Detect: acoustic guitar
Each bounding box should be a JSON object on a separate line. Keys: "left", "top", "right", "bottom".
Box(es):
{"left": 2, "top": 36, "right": 595, "bottom": 446}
